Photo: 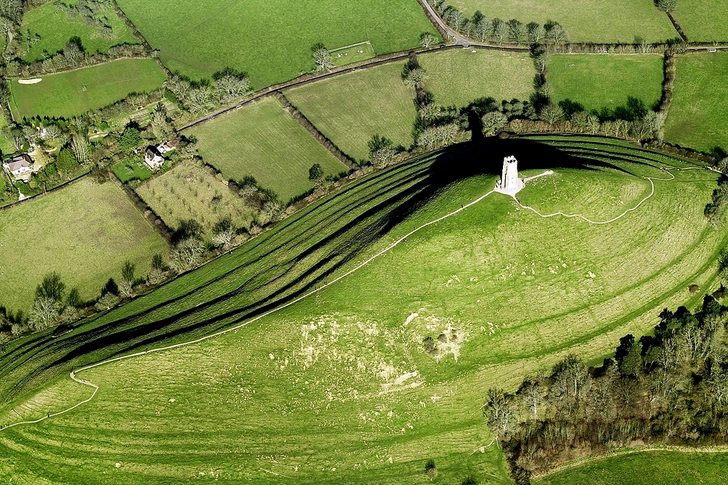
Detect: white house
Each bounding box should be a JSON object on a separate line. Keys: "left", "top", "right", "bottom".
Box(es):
{"left": 2, "top": 154, "right": 33, "bottom": 178}
{"left": 144, "top": 147, "right": 164, "bottom": 170}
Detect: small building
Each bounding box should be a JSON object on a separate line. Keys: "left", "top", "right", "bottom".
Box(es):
{"left": 2, "top": 154, "right": 33, "bottom": 178}
{"left": 156, "top": 140, "right": 177, "bottom": 154}
{"left": 144, "top": 147, "right": 164, "bottom": 170}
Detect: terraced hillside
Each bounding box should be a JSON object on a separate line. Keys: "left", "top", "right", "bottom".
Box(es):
{"left": 0, "top": 137, "right": 724, "bottom": 484}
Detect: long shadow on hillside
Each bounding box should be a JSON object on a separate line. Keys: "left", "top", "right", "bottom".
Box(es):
{"left": 0, "top": 137, "right": 646, "bottom": 403}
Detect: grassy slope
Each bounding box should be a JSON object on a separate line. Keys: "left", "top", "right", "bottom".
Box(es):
{"left": 115, "top": 0, "right": 439, "bottom": 86}
{"left": 284, "top": 62, "right": 416, "bottom": 162}
{"left": 0, "top": 137, "right": 724, "bottom": 484}
{"left": 535, "top": 450, "right": 728, "bottom": 485}
{"left": 665, "top": 52, "right": 728, "bottom": 154}
{"left": 549, "top": 54, "right": 664, "bottom": 112}
{"left": 21, "top": 1, "right": 139, "bottom": 63}
{"left": 418, "top": 49, "right": 535, "bottom": 107}
{"left": 451, "top": 0, "right": 676, "bottom": 43}
{"left": 671, "top": 0, "right": 728, "bottom": 42}
{"left": 189, "top": 97, "right": 347, "bottom": 202}
{"left": 9, "top": 58, "right": 167, "bottom": 119}
{"left": 0, "top": 178, "right": 168, "bottom": 312}
{"left": 136, "top": 161, "right": 256, "bottom": 234}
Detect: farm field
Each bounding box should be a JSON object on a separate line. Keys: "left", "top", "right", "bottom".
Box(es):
{"left": 284, "top": 62, "right": 416, "bottom": 162}
{"left": 20, "top": 1, "right": 140, "bottom": 63}
{"left": 115, "top": 0, "right": 439, "bottom": 86}
{"left": 9, "top": 58, "right": 167, "bottom": 119}
{"left": 450, "top": 0, "right": 676, "bottom": 43}
{"left": 418, "top": 48, "right": 534, "bottom": 107}
{"left": 536, "top": 450, "right": 728, "bottom": 485}
{"left": 0, "top": 178, "right": 168, "bottom": 312}
{"left": 0, "top": 137, "right": 724, "bottom": 484}
{"left": 189, "top": 97, "right": 347, "bottom": 202}
{"left": 548, "top": 54, "right": 664, "bottom": 112}
{"left": 664, "top": 52, "right": 728, "bottom": 155}
{"left": 136, "top": 161, "right": 256, "bottom": 235}
{"left": 671, "top": 0, "right": 728, "bottom": 42}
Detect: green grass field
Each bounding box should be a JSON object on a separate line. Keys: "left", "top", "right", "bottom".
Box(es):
{"left": 419, "top": 48, "right": 535, "bottom": 107}
{"left": 536, "top": 450, "right": 728, "bottom": 485}
{"left": 0, "top": 137, "right": 724, "bottom": 484}
{"left": 665, "top": 52, "right": 728, "bottom": 155}
{"left": 111, "top": 156, "right": 153, "bottom": 183}
{"left": 20, "top": 1, "right": 140, "bottom": 63}
{"left": 284, "top": 62, "right": 417, "bottom": 161}
{"left": 136, "top": 161, "right": 256, "bottom": 234}
{"left": 330, "top": 41, "right": 375, "bottom": 67}
{"left": 115, "top": 0, "right": 439, "bottom": 87}
{"left": 9, "top": 58, "right": 167, "bottom": 119}
{"left": 671, "top": 0, "right": 728, "bottom": 42}
{"left": 189, "top": 97, "right": 347, "bottom": 202}
{"left": 0, "top": 178, "right": 168, "bottom": 312}
{"left": 548, "top": 54, "right": 664, "bottom": 112}
{"left": 451, "top": 0, "right": 676, "bottom": 43}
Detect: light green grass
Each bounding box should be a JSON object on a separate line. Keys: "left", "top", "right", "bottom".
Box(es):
{"left": 0, "top": 138, "right": 724, "bottom": 484}
{"left": 20, "top": 1, "right": 140, "bottom": 63}
{"left": 0, "top": 178, "right": 168, "bottom": 311}
{"left": 284, "top": 62, "right": 417, "bottom": 161}
{"left": 136, "top": 161, "right": 256, "bottom": 234}
{"left": 419, "top": 48, "right": 535, "bottom": 107}
{"left": 115, "top": 0, "right": 439, "bottom": 86}
{"left": 665, "top": 52, "right": 728, "bottom": 155}
{"left": 451, "top": 0, "right": 677, "bottom": 43}
{"left": 330, "top": 41, "right": 375, "bottom": 67}
{"left": 189, "top": 97, "right": 347, "bottom": 202}
{"left": 9, "top": 58, "right": 167, "bottom": 119}
{"left": 535, "top": 450, "right": 728, "bottom": 485}
{"left": 549, "top": 54, "right": 664, "bottom": 112}
{"left": 671, "top": 0, "right": 728, "bottom": 42}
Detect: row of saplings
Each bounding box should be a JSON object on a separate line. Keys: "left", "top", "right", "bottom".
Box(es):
{"left": 484, "top": 293, "right": 728, "bottom": 484}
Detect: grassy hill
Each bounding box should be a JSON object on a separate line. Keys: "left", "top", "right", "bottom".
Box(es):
{"left": 188, "top": 97, "right": 348, "bottom": 202}
{"left": 0, "top": 178, "right": 168, "bottom": 312}
{"left": 115, "top": 0, "right": 439, "bottom": 86}
{"left": 0, "top": 137, "right": 723, "bottom": 484}
{"left": 9, "top": 58, "right": 167, "bottom": 119}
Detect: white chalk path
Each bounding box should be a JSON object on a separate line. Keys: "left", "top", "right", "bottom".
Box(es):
{"left": 0, "top": 165, "right": 704, "bottom": 434}
{"left": 17, "top": 78, "right": 42, "bottom": 85}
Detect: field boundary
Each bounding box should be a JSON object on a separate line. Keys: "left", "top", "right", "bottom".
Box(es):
{"left": 109, "top": 0, "right": 171, "bottom": 76}
{"left": 329, "top": 40, "right": 372, "bottom": 53}
{"left": 275, "top": 92, "right": 357, "bottom": 169}
{"left": 0, "top": 171, "right": 91, "bottom": 212}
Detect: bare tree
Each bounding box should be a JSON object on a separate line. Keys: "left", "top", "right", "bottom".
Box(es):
{"left": 420, "top": 32, "right": 438, "bottom": 48}
{"left": 311, "top": 43, "right": 334, "bottom": 73}
{"left": 71, "top": 136, "right": 88, "bottom": 164}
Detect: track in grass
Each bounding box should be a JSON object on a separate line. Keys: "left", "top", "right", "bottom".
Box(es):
{"left": 0, "top": 136, "right": 724, "bottom": 484}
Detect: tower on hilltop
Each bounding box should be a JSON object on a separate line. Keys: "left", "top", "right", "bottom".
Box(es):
{"left": 495, "top": 156, "right": 524, "bottom": 195}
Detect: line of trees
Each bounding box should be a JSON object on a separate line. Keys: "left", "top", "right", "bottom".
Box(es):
{"left": 486, "top": 293, "right": 728, "bottom": 484}
{"left": 426, "top": 0, "right": 568, "bottom": 45}
{"left": 165, "top": 68, "right": 253, "bottom": 114}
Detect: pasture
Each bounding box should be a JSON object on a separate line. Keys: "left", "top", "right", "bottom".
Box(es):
{"left": 536, "top": 450, "right": 728, "bottom": 485}
{"left": 136, "top": 161, "right": 256, "bottom": 234}
{"left": 330, "top": 41, "right": 375, "bottom": 67}
{"left": 0, "top": 137, "right": 724, "bottom": 484}
{"left": 20, "top": 1, "right": 139, "bottom": 63}
{"left": 284, "top": 62, "right": 416, "bottom": 161}
{"left": 450, "top": 0, "right": 676, "bottom": 43}
{"left": 115, "top": 0, "right": 439, "bottom": 86}
{"left": 0, "top": 178, "right": 168, "bottom": 312}
{"left": 419, "top": 48, "right": 535, "bottom": 107}
{"left": 548, "top": 54, "right": 664, "bottom": 112}
{"left": 9, "top": 58, "right": 167, "bottom": 119}
{"left": 671, "top": 0, "right": 728, "bottom": 42}
{"left": 664, "top": 52, "right": 728, "bottom": 155}
{"left": 188, "top": 97, "right": 347, "bottom": 202}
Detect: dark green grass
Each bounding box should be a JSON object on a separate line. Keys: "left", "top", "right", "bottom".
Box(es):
{"left": 665, "top": 52, "right": 728, "bottom": 155}
{"left": 671, "top": 0, "right": 728, "bottom": 42}
{"left": 20, "top": 1, "right": 139, "bottom": 63}
{"left": 9, "top": 58, "right": 167, "bottom": 119}
{"left": 535, "top": 450, "right": 728, "bottom": 485}
{"left": 0, "top": 137, "right": 724, "bottom": 484}
{"left": 451, "top": 0, "right": 676, "bottom": 43}
{"left": 549, "top": 54, "right": 664, "bottom": 112}
{"left": 115, "top": 0, "right": 439, "bottom": 86}
{"left": 188, "top": 97, "right": 348, "bottom": 202}
{"left": 111, "top": 156, "right": 153, "bottom": 183}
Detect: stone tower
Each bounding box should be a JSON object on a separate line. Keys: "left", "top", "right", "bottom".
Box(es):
{"left": 495, "top": 155, "right": 524, "bottom": 195}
